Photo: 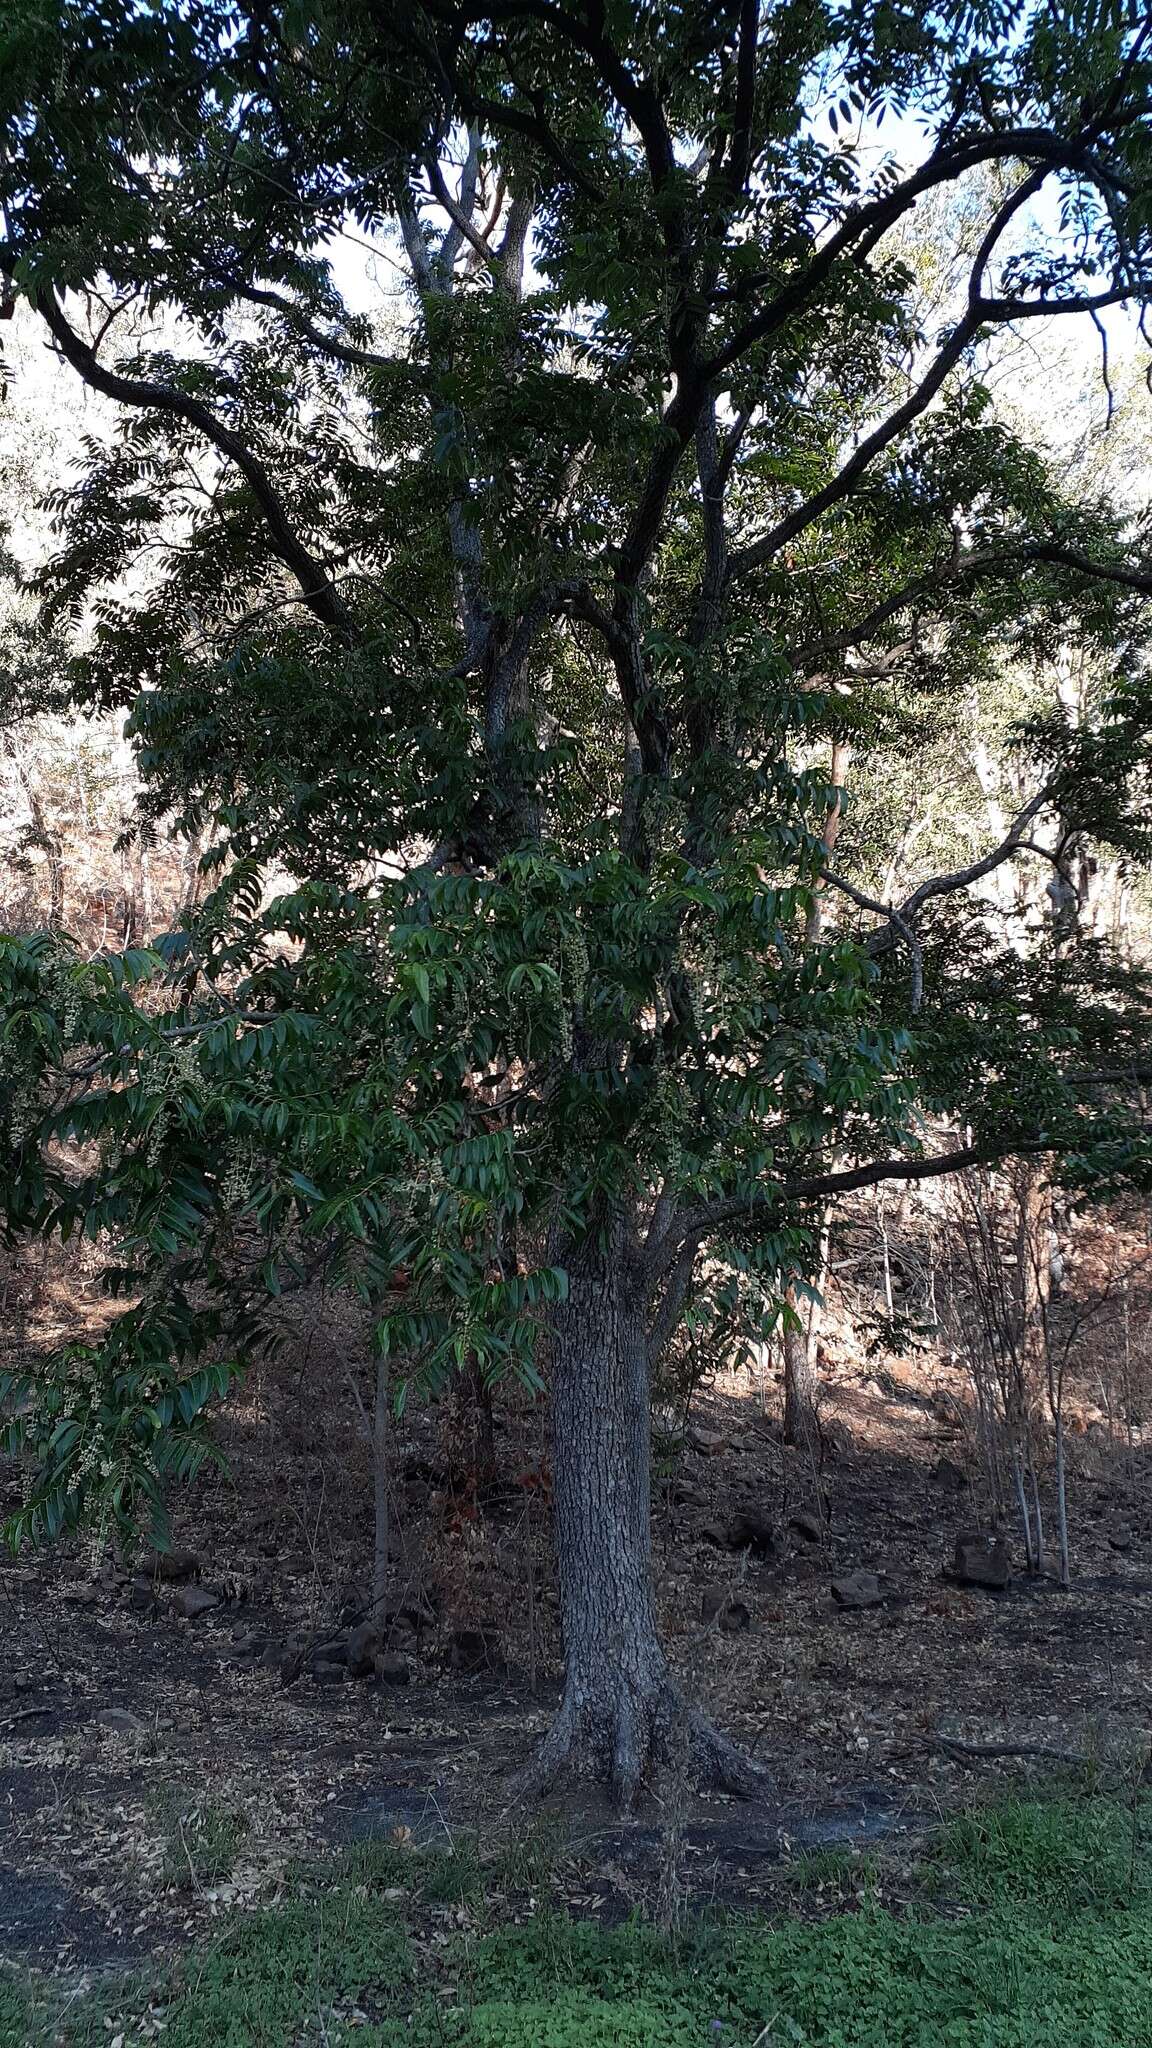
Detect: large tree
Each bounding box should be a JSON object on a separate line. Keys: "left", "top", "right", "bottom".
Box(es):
{"left": 3, "top": 0, "right": 1152, "bottom": 1802}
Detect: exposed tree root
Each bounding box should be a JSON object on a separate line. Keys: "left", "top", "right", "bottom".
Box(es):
{"left": 932, "top": 1735, "right": 1090, "bottom": 1769}
{"left": 521, "top": 1675, "right": 773, "bottom": 1809}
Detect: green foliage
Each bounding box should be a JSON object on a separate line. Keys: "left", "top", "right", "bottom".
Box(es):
{"left": 146, "top": 1898, "right": 409, "bottom": 2048}
{"left": 0, "top": 1968, "right": 34, "bottom": 2046}
{"left": 8, "top": 1800, "right": 1152, "bottom": 2048}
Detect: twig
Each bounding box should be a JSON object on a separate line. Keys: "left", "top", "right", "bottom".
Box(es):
{"left": 0, "top": 1706, "right": 54, "bottom": 1733}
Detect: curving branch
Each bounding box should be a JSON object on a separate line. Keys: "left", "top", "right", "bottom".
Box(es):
{"left": 892, "top": 788, "right": 1050, "bottom": 925}
{"left": 729, "top": 313, "right": 980, "bottom": 579}
{"left": 201, "top": 265, "right": 398, "bottom": 371}
{"left": 821, "top": 870, "right": 924, "bottom": 1010}
{"left": 33, "top": 288, "right": 356, "bottom": 640}
{"left": 725, "top": 159, "right": 1140, "bottom": 585}
{"left": 707, "top": 131, "right": 1123, "bottom": 377}
{"left": 791, "top": 540, "right": 1152, "bottom": 668}
{"left": 427, "top": 133, "right": 492, "bottom": 276}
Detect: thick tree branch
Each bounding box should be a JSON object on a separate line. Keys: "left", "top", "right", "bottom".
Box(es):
{"left": 201, "top": 266, "right": 397, "bottom": 371}
{"left": 646, "top": 1233, "right": 699, "bottom": 1365}
{"left": 568, "top": 583, "right": 671, "bottom": 786}
{"left": 891, "top": 788, "right": 1050, "bottom": 925}
{"left": 730, "top": 314, "right": 981, "bottom": 579}
{"left": 33, "top": 289, "right": 356, "bottom": 640}
{"left": 434, "top": 129, "right": 484, "bottom": 275}
{"left": 726, "top": 161, "right": 1126, "bottom": 583}
{"left": 793, "top": 538, "right": 1152, "bottom": 670}
{"left": 687, "top": 1139, "right": 1064, "bottom": 1240}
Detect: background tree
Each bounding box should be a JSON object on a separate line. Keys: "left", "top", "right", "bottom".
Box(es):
{"left": 2, "top": 0, "right": 1152, "bottom": 1802}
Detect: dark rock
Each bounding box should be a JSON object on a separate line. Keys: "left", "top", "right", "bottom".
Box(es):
{"left": 403, "top": 1456, "right": 447, "bottom": 1486}
{"left": 347, "top": 1622, "right": 381, "bottom": 1677}
{"left": 688, "top": 1425, "right": 728, "bottom": 1456}
{"left": 374, "top": 1651, "right": 411, "bottom": 1686}
{"left": 260, "top": 1641, "right": 285, "bottom": 1670}
{"left": 669, "top": 1478, "right": 709, "bottom": 1509}
{"left": 699, "top": 1585, "right": 751, "bottom": 1632}
{"left": 229, "top": 1631, "right": 268, "bottom": 1661}
{"left": 405, "top": 1479, "right": 432, "bottom": 1512}
{"left": 388, "top": 1586, "right": 440, "bottom": 1632}
{"left": 63, "top": 1583, "right": 99, "bottom": 1608}
{"left": 171, "top": 1585, "right": 220, "bottom": 1620}
{"left": 446, "top": 1626, "right": 505, "bottom": 1676}
{"left": 831, "top": 1570, "right": 884, "bottom": 1610}
{"left": 1107, "top": 1523, "right": 1134, "bottom": 1552}
{"left": 128, "top": 1577, "right": 160, "bottom": 1616}
{"left": 789, "top": 1512, "right": 823, "bottom": 1544}
{"left": 931, "top": 1457, "right": 968, "bottom": 1492}
{"left": 312, "top": 1635, "right": 350, "bottom": 1665}
{"left": 949, "top": 1531, "right": 1011, "bottom": 1591}
{"left": 141, "top": 1547, "right": 200, "bottom": 1583}
{"left": 312, "top": 1660, "right": 347, "bottom": 1685}
{"left": 93, "top": 1707, "right": 148, "bottom": 1734}
{"left": 726, "top": 1511, "right": 776, "bottom": 1557}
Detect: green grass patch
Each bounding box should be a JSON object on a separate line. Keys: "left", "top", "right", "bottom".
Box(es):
{"left": 150, "top": 1790, "right": 250, "bottom": 1891}
{"left": 340, "top": 1832, "right": 484, "bottom": 1905}
{"left": 784, "top": 1845, "right": 877, "bottom": 1895}
{"left": 0, "top": 1971, "right": 35, "bottom": 2047}
{"left": 929, "top": 1791, "right": 1151, "bottom": 1911}
{"left": 6, "top": 1797, "right": 1152, "bottom": 2047}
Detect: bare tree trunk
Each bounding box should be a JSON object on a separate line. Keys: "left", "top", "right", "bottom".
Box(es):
{"left": 1053, "top": 1397, "right": 1070, "bottom": 1591}
{"left": 783, "top": 1280, "right": 818, "bottom": 1448}
{"left": 1018, "top": 1166, "right": 1051, "bottom": 1420}
{"left": 1025, "top": 1440, "right": 1045, "bottom": 1576}
{"left": 124, "top": 837, "right": 153, "bottom": 945}
{"left": 1010, "top": 1445, "right": 1037, "bottom": 1574}
{"left": 181, "top": 825, "right": 205, "bottom": 915}
{"left": 804, "top": 740, "right": 850, "bottom": 945}
{"left": 534, "top": 1218, "right": 764, "bottom": 1806}
{"left": 371, "top": 1355, "right": 390, "bottom": 1625}
{"left": 7, "top": 743, "right": 64, "bottom": 929}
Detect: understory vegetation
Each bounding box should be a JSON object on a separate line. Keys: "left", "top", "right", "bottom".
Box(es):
{"left": 3, "top": 1792, "right": 1151, "bottom": 2046}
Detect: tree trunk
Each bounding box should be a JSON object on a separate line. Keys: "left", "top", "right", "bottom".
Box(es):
{"left": 536, "top": 1218, "right": 765, "bottom": 1807}
{"left": 783, "top": 1281, "right": 818, "bottom": 1449}
{"left": 370, "top": 1355, "right": 390, "bottom": 1626}
{"left": 804, "top": 739, "right": 851, "bottom": 945}
{"left": 1017, "top": 1165, "right": 1051, "bottom": 1421}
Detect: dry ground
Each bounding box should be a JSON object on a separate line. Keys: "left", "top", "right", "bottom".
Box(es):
{"left": 2, "top": 1246, "right": 1150, "bottom": 1977}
